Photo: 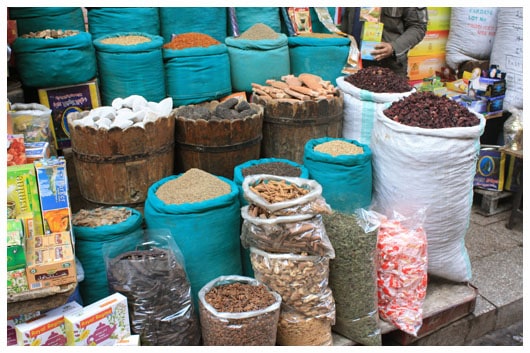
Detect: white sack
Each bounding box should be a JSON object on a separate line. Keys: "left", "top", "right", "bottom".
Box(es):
{"left": 370, "top": 105, "right": 486, "bottom": 282}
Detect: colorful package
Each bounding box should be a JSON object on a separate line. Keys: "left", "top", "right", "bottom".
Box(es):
{"left": 7, "top": 134, "right": 27, "bottom": 166}
{"left": 15, "top": 302, "right": 82, "bottom": 346}
{"left": 7, "top": 268, "right": 30, "bottom": 295}
{"left": 7, "top": 312, "right": 42, "bottom": 346}
{"left": 7, "top": 218, "right": 25, "bottom": 247}
{"left": 34, "top": 157, "right": 72, "bottom": 234}
{"left": 65, "top": 292, "right": 131, "bottom": 346}
{"left": 7, "top": 163, "right": 44, "bottom": 236}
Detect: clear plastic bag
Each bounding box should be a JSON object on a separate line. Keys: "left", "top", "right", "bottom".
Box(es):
{"left": 103, "top": 229, "right": 200, "bottom": 346}
{"left": 359, "top": 208, "right": 428, "bottom": 336}
{"left": 241, "top": 205, "right": 335, "bottom": 258}
{"left": 249, "top": 247, "right": 335, "bottom": 321}
{"left": 198, "top": 275, "right": 282, "bottom": 346}
{"left": 242, "top": 174, "right": 332, "bottom": 216}
{"left": 276, "top": 305, "right": 333, "bottom": 346}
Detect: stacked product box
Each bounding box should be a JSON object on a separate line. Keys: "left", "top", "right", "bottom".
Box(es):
{"left": 7, "top": 311, "right": 41, "bottom": 346}
{"left": 360, "top": 21, "right": 384, "bottom": 60}
{"left": 7, "top": 163, "right": 44, "bottom": 238}
{"left": 15, "top": 302, "right": 83, "bottom": 346}
{"left": 64, "top": 292, "right": 131, "bottom": 346}
{"left": 7, "top": 219, "right": 29, "bottom": 295}
{"left": 38, "top": 79, "right": 101, "bottom": 151}
{"left": 407, "top": 7, "right": 451, "bottom": 81}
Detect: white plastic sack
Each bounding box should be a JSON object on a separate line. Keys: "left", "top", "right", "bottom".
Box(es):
{"left": 370, "top": 105, "right": 486, "bottom": 282}
{"left": 445, "top": 7, "right": 498, "bottom": 70}
{"left": 336, "top": 76, "right": 415, "bottom": 145}
{"left": 490, "top": 7, "right": 523, "bottom": 111}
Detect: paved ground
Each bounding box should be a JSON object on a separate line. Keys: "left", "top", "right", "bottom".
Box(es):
{"left": 465, "top": 320, "right": 523, "bottom": 346}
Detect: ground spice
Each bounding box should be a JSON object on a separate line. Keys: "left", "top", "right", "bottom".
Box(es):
{"left": 100, "top": 35, "right": 151, "bottom": 45}
{"left": 276, "top": 310, "right": 333, "bottom": 346}
{"left": 314, "top": 140, "right": 364, "bottom": 156}
{"left": 155, "top": 168, "right": 231, "bottom": 204}
{"left": 237, "top": 23, "right": 279, "bottom": 40}
{"left": 297, "top": 33, "right": 342, "bottom": 39}
{"left": 163, "top": 32, "right": 220, "bottom": 50}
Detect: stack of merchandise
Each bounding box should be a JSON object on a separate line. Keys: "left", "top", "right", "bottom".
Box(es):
{"left": 407, "top": 7, "right": 451, "bottom": 82}
{"left": 240, "top": 174, "right": 336, "bottom": 345}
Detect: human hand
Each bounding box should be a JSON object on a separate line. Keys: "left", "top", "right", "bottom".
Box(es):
{"left": 370, "top": 42, "right": 393, "bottom": 61}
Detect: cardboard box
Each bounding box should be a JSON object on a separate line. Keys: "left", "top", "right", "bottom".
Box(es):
{"left": 427, "top": 7, "right": 451, "bottom": 31}
{"left": 504, "top": 154, "right": 523, "bottom": 192}
{"left": 7, "top": 268, "right": 30, "bottom": 295}
{"left": 34, "top": 157, "right": 72, "bottom": 235}
{"left": 7, "top": 163, "right": 44, "bottom": 236}
{"left": 474, "top": 146, "right": 505, "bottom": 191}
{"left": 360, "top": 41, "right": 379, "bottom": 60}
{"left": 407, "top": 54, "right": 446, "bottom": 81}
{"left": 25, "top": 141, "right": 51, "bottom": 163}
{"left": 7, "top": 312, "right": 42, "bottom": 346}
{"left": 452, "top": 95, "right": 505, "bottom": 114}
{"left": 38, "top": 79, "right": 101, "bottom": 150}
{"left": 15, "top": 302, "right": 82, "bottom": 346}
{"left": 114, "top": 335, "right": 141, "bottom": 346}
{"left": 25, "top": 232, "right": 76, "bottom": 289}
{"left": 7, "top": 219, "right": 25, "bottom": 247}
{"left": 65, "top": 292, "right": 131, "bottom": 346}
{"left": 361, "top": 21, "right": 384, "bottom": 41}
{"left": 408, "top": 30, "right": 448, "bottom": 57}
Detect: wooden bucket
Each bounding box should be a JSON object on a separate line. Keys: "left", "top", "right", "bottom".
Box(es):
{"left": 254, "top": 92, "right": 344, "bottom": 164}
{"left": 174, "top": 104, "right": 264, "bottom": 179}
{"left": 67, "top": 111, "right": 175, "bottom": 206}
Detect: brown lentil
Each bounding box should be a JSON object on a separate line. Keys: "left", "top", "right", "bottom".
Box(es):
{"left": 163, "top": 32, "right": 220, "bottom": 50}
{"left": 314, "top": 140, "right": 364, "bottom": 156}
{"left": 156, "top": 168, "right": 231, "bottom": 204}
{"left": 237, "top": 23, "right": 279, "bottom": 40}
{"left": 100, "top": 35, "right": 151, "bottom": 45}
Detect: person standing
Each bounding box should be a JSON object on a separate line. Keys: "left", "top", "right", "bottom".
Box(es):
{"left": 341, "top": 7, "right": 428, "bottom": 77}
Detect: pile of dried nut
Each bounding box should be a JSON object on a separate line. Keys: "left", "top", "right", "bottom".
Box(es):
{"left": 251, "top": 73, "right": 338, "bottom": 102}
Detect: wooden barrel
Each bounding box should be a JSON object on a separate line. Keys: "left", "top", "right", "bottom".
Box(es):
{"left": 174, "top": 104, "right": 264, "bottom": 179}
{"left": 254, "top": 92, "right": 344, "bottom": 164}
{"left": 67, "top": 112, "right": 175, "bottom": 206}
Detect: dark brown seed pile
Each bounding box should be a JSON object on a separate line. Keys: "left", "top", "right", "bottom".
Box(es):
{"left": 176, "top": 98, "right": 257, "bottom": 120}
{"left": 383, "top": 91, "right": 481, "bottom": 128}
{"left": 344, "top": 66, "right": 412, "bottom": 93}
{"left": 205, "top": 282, "right": 276, "bottom": 313}
{"left": 242, "top": 162, "right": 302, "bottom": 177}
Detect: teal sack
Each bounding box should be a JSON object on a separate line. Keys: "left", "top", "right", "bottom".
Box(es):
{"left": 73, "top": 207, "right": 144, "bottom": 305}
{"left": 225, "top": 34, "right": 290, "bottom": 92}
{"left": 93, "top": 32, "right": 166, "bottom": 105}
{"left": 288, "top": 35, "right": 350, "bottom": 83}
{"left": 303, "top": 137, "right": 373, "bottom": 213}
{"left": 232, "top": 7, "right": 281, "bottom": 35}
{"left": 143, "top": 174, "right": 243, "bottom": 306}
{"left": 159, "top": 7, "right": 228, "bottom": 43}
{"left": 9, "top": 7, "right": 86, "bottom": 35}
{"left": 163, "top": 44, "right": 232, "bottom": 106}
{"left": 12, "top": 31, "right": 96, "bottom": 88}
{"left": 87, "top": 7, "right": 160, "bottom": 40}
